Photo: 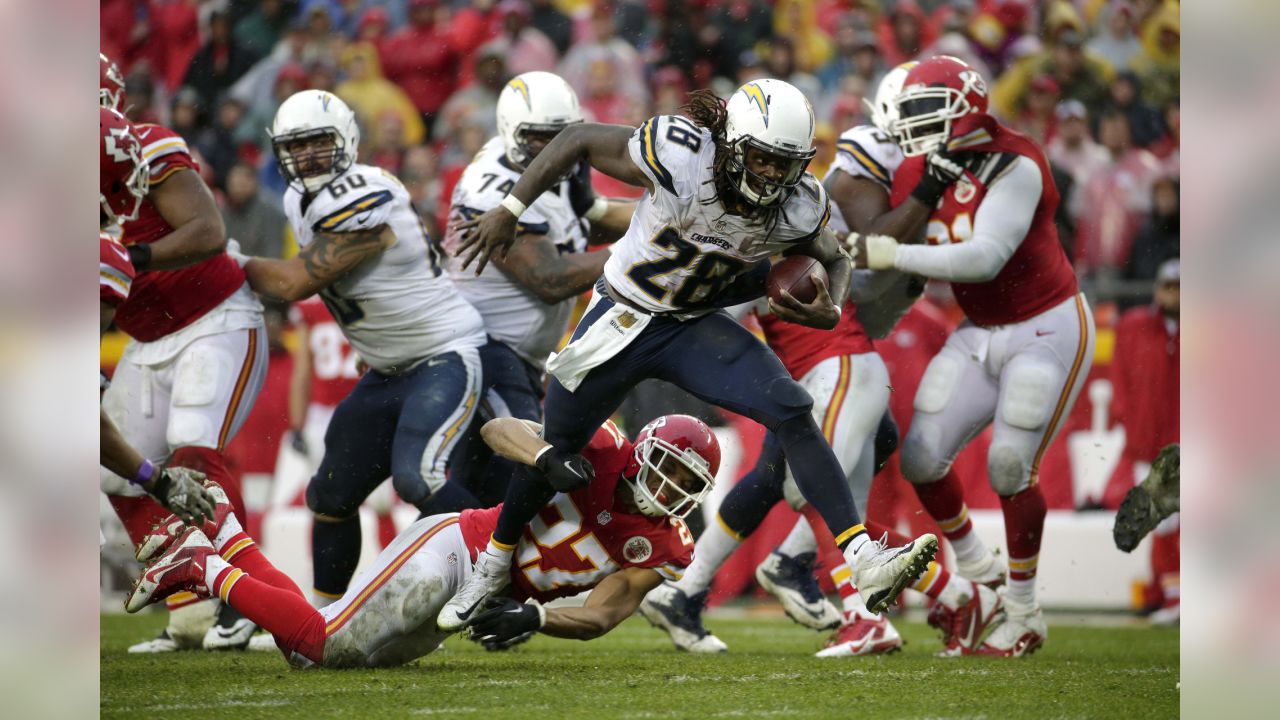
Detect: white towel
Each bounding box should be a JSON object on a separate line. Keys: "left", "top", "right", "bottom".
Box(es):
{"left": 546, "top": 294, "right": 652, "bottom": 392}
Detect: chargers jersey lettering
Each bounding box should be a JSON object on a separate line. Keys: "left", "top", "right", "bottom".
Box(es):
{"left": 825, "top": 124, "right": 905, "bottom": 234}
{"left": 284, "top": 163, "right": 484, "bottom": 373}
{"left": 443, "top": 137, "right": 589, "bottom": 368}
{"left": 604, "top": 115, "right": 830, "bottom": 313}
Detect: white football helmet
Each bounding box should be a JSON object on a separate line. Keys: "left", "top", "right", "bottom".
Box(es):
{"left": 866, "top": 61, "right": 919, "bottom": 135}
{"left": 496, "top": 71, "right": 583, "bottom": 168}
{"left": 269, "top": 90, "right": 361, "bottom": 193}
{"left": 724, "top": 79, "right": 817, "bottom": 207}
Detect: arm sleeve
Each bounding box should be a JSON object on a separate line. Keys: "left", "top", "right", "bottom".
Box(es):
{"left": 892, "top": 156, "right": 1042, "bottom": 283}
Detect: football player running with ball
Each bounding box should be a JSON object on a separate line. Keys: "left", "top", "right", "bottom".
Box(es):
{"left": 849, "top": 56, "right": 1096, "bottom": 656}
{"left": 440, "top": 78, "right": 938, "bottom": 632}
{"left": 126, "top": 416, "right": 718, "bottom": 667}
{"left": 229, "top": 91, "right": 487, "bottom": 607}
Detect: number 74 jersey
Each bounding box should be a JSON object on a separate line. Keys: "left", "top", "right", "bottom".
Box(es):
{"left": 604, "top": 115, "right": 831, "bottom": 313}
{"left": 458, "top": 421, "right": 695, "bottom": 603}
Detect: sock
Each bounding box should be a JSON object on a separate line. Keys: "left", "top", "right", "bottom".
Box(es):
{"left": 491, "top": 465, "right": 556, "bottom": 547}
{"left": 831, "top": 563, "right": 871, "bottom": 619}
{"left": 671, "top": 514, "right": 742, "bottom": 595}
{"left": 716, "top": 465, "right": 786, "bottom": 538}
{"left": 776, "top": 517, "right": 817, "bottom": 558}
{"left": 1000, "top": 485, "right": 1047, "bottom": 608}
{"left": 215, "top": 512, "right": 304, "bottom": 597}
{"left": 485, "top": 537, "right": 515, "bottom": 563}
{"left": 775, "top": 415, "right": 865, "bottom": 553}
{"left": 416, "top": 481, "right": 481, "bottom": 516}
{"left": 914, "top": 469, "right": 989, "bottom": 569}
{"left": 206, "top": 556, "right": 326, "bottom": 664}
{"left": 169, "top": 445, "right": 247, "bottom": 521}
{"left": 312, "top": 513, "right": 362, "bottom": 599}
{"left": 910, "top": 561, "right": 972, "bottom": 610}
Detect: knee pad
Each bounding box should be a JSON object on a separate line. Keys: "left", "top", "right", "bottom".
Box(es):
{"left": 900, "top": 425, "right": 949, "bottom": 485}
{"left": 306, "top": 474, "right": 360, "bottom": 519}
{"left": 914, "top": 354, "right": 961, "bottom": 415}
{"left": 167, "top": 347, "right": 236, "bottom": 448}
{"left": 999, "top": 361, "right": 1058, "bottom": 431}
{"left": 988, "top": 444, "right": 1031, "bottom": 496}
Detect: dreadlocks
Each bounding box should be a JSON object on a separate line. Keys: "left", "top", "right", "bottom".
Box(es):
{"left": 679, "top": 90, "right": 783, "bottom": 232}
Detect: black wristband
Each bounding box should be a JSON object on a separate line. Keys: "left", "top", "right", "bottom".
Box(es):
{"left": 148, "top": 467, "right": 170, "bottom": 496}
{"left": 910, "top": 175, "right": 947, "bottom": 208}
{"left": 127, "top": 243, "right": 153, "bottom": 271}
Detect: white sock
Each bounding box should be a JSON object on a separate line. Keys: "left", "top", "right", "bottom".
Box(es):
{"left": 1005, "top": 577, "right": 1036, "bottom": 609}
{"left": 485, "top": 538, "right": 514, "bottom": 565}
{"left": 843, "top": 531, "right": 872, "bottom": 569}
{"left": 212, "top": 512, "right": 244, "bottom": 553}
{"left": 672, "top": 516, "right": 741, "bottom": 596}
{"left": 935, "top": 575, "right": 973, "bottom": 611}
{"left": 311, "top": 591, "right": 339, "bottom": 609}
{"left": 948, "top": 530, "right": 991, "bottom": 572}
{"left": 204, "top": 554, "right": 233, "bottom": 593}
{"left": 776, "top": 517, "right": 817, "bottom": 558}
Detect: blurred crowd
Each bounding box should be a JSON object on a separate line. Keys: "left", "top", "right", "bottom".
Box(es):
{"left": 101, "top": 0, "right": 1179, "bottom": 293}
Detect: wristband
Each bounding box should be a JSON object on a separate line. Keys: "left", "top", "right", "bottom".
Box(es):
{"left": 500, "top": 195, "right": 527, "bottom": 219}
{"left": 127, "top": 243, "right": 153, "bottom": 271}
{"left": 584, "top": 197, "right": 609, "bottom": 222}
{"left": 132, "top": 458, "right": 158, "bottom": 486}
{"left": 531, "top": 599, "right": 547, "bottom": 629}
{"left": 533, "top": 445, "right": 555, "bottom": 470}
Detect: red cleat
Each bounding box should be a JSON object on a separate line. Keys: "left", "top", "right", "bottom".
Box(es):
{"left": 933, "top": 582, "right": 1004, "bottom": 657}
{"left": 125, "top": 527, "right": 215, "bottom": 613}
{"left": 136, "top": 479, "right": 233, "bottom": 563}
{"left": 814, "top": 613, "right": 903, "bottom": 657}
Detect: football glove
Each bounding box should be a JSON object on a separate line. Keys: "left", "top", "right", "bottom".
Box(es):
{"left": 467, "top": 597, "right": 545, "bottom": 651}
{"left": 911, "top": 149, "right": 979, "bottom": 207}
{"left": 149, "top": 466, "right": 216, "bottom": 526}
{"left": 534, "top": 446, "right": 595, "bottom": 492}
{"left": 288, "top": 429, "right": 309, "bottom": 456}
{"left": 566, "top": 160, "right": 598, "bottom": 218}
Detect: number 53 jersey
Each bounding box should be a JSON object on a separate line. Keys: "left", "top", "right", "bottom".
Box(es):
{"left": 458, "top": 421, "right": 695, "bottom": 602}
{"left": 284, "top": 163, "right": 485, "bottom": 373}
{"left": 605, "top": 115, "right": 831, "bottom": 314}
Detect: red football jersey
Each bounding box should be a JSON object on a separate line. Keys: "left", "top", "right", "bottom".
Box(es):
{"left": 890, "top": 119, "right": 1077, "bottom": 327}
{"left": 1110, "top": 306, "right": 1179, "bottom": 461}
{"left": 757, "top": 301, "right": 875, "bottom": 379}
{"left": 113, "top": 124, "right": 246, "bottom": 342}
{"left": 290, "top": 297, "right": 360, "bottom": 408}
{"left": 100, "top": 232, "right": 135, "bottom": 308}
{"left": 460, "top": 420, "right": 695, "bottom": 603}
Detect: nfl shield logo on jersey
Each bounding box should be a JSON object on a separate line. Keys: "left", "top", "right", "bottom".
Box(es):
{"left": 623, "top": 537, "right": 653, "bottom": 563}
{"left": 597, "top": 510, "right": 613, "bottom": 525}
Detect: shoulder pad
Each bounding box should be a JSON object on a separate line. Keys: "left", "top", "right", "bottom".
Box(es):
{"left": 831, "top": 125, "right": 900, "bottom": 189}
{"left": 628, "top": 115, "right": 711, "bottom": 198}
{"left": 451, "top": 153, "right": 549, "bottom": 235}
{"left": 781, "top": 175, "right": 831, "bottom": 243}
{"left": 307, "top": 166, "right": 401, "bottom": 233}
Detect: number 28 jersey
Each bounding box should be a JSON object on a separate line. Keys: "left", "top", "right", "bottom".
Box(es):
{"left": 459, "top": 420, "right": 694, "bottom": 602}
{"left": 604, "top": 115, "right": 831, "bottom": 314}
{"left": 283, "top": 163, "right": 484, "bottom": 374}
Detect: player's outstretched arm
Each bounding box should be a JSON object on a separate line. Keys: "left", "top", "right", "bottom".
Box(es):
{"left": 455, "top": 124, "right": 650, "bottom": 274}
{"left": 238, "top": 225, "right": 393, "bottom": 302}
{"left": 827, "top": 171, "right": 928, "bottom": 244}
{"left": 542, "top": 567, "right": 664, "bottom": 640}
{"left": 492, "top": 232, "right": 611, "bottom": 304}
{"left": 135, "top": 170, "right": 228, "bottom": 271}
{"left": 480, "top": 418, "right": 595, "bottom": 492}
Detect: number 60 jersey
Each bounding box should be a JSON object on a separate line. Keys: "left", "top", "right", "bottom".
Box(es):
{"left": 283, "top": 163, "right": 484, "bottom": 374}
{"left": 604, "top": 115, "right": 831, "bottom": 314}
{"left": 459, "top": 420, "right": 694, "bottom": 603}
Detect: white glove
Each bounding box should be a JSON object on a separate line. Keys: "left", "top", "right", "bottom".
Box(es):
{"left": 847, "top": 232, "right": 900, "bottom": 271}
{"left": 225, "top": 238, "right": 250, "bottom": 268}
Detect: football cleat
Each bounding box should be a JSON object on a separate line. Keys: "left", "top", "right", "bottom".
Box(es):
{"left": 930, "top": 582, "right": 1003, "bottom": 656}
{"left": 1114, "top": 444, "right": 1181, "bottom": 552}
{"left": 136, "top": 479, "right": 234, "bottom": 563}
{"left": 126, "top": 527, "right": 214, "bottom": 614}
{"left": 974, "top": 600, "right": 1046, "bottom": 657}
{"left": 755, "top": 551, "right": 842, "bottom": 631}
{"left": 852, "top": 533, "right": 938, "bottom": 615}
{"left": 436, "top": 550, "right": 512, "bottom": 632}
{"left": 815, "top": 613, "right": 903, "bottom": 657}
{"left": 956, "top": 547, "right": 1008, "bottom": 589}
{"left": 638, "top": 584, "right": 727, "bottom": 653}
{"left": 247, "top": 632, "right": 280, "bottom": 652}
{"left": 202, "top": 605, "right": 256, "bottom": 651}
{"left": 1149, "top": 601, "right": 1180, "bottom": 627}
{"left": 126, "top": 629, "right": 181, "bottom": 654}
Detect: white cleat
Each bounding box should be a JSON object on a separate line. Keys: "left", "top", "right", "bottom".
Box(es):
{"left": 127, "top": 630, "right": 181, "bottom": 654}
{"left": 815, "top": 613, "right": 902, "bottom": 657}
{"left": 975, "top": 600, "right": 1046, "bottom": 657}
{"left": 957, "top": 547, "right": 1008, "bottom": 589}
{"left": 247, "top": 632, "right": 279, "bottom": 652}
{"left": 755, "top": 551, "right": 842, "bottom": 631}
{"left": 638, "top": 583, "right": 727, "bottom": 653}
{"left": 1149, "top": 602, "right": 1180, "bottom": 627}
{"left": 852, "top": 533, "right": 938, "bottom": 614}
{"left": 436, "top": 550, "right": 512, "bottom": 632}
{"left": 202, "top": 618, "right": 256, "bottom": 651}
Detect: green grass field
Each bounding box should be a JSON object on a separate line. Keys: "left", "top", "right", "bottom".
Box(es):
{"left": 101, "top": 610, "right": 1177, "bottom": 719}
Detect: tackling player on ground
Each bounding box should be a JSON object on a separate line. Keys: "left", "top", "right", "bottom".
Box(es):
{"left": 441, "top": 78, "right": 937, "bottom": 632}
{"left": 850, "top": 56, "right": 1097, "bottom": 656}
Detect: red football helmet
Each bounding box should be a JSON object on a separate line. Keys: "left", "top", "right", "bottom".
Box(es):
{"left": 100, "top": 107, "right": 149, "bottom": 227}
{"left": 630, "top": 415, "right": 721, "bottom": 519}
{"left": 892, "top": 55, "right": 990, "bottom": 157}
{"left": 100, "top": 53, "right": 126, "bottom": 110}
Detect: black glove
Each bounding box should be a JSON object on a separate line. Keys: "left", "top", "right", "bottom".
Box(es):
{"left": 127, "top": 243, "right": 153, "bottom": 271}
{"left": 534, "top": 446, "right": 595, "bottom": 492}
{"left": 910, "top": 149, "right": 980, "bottom": 207}
{"left": 288, "top": 429, "right": 309, "bottom": 456}
{"left": 467, "top": 597, "right": 545, "bottom": 651}
{"left": 566, "top": 159, "right": 597, "bottom": 218}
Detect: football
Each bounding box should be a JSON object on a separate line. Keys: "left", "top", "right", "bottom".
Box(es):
{"left": 766, "top": 256, "right": 827, "bottom": 304}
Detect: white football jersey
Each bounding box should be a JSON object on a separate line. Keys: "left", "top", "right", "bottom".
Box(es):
{"left": 824, "top": 124, "right": 905, "bottom": 234}
{"left": 443, "top": 137, "right": 589, "bottom": 368}
{"left": 284, "top": 163, "right": 485, "bottom": 373}
{"left": 603, "top": 115, "right": 830, "bottom": 314}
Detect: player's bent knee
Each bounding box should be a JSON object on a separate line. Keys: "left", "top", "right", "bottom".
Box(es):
{"left": 392, "top": 472, "right": 433, "bottom": 508}
{"left": 900, "top": 425, "right": 949, "bottom": 485}
{"left": 999, "top": 361, "right": 1058, "bottom": 431}
{"left": 988, "top": 445, "right": 1031, "bottom": 496}
{"left": 306, "top": 477, "right": 361, "bottom": 519}
{"left": 764, "top": 377, "right": 815, "bottom": 426}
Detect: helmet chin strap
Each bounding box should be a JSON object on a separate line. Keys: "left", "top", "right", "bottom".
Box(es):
{"left": 627, "top": 477, "right": 666, "bottom": 518}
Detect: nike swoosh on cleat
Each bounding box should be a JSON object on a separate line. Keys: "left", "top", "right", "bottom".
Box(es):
{"left": 453, "top": 597, "right": 487, "bottom": 624}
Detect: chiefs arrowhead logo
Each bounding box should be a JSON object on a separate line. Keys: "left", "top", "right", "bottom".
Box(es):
{"left": 623, "top": 536, "right": 652, "bottom": 563}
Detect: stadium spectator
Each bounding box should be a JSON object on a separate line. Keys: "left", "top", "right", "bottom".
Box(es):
{"left": 1126, "top": 176, "right": 1179, "bottom": 282}
{"left": 1131, "top": 0, "right": 1179, "bottom": 109}
{"left": 382, "top": 0, "right": 460, "bottom": 136}
{"left": 876, "top": 0, "right": 934, "bottom": 67}
{"left": 818, "top": 23, "right": 880, "bottom": 92}
{"left": 1087, "top": 1, "right": 1143, "bottom": 71}
{"left": 122, "top": 68, "right": 163, "bottom": 125}
{"left": 235, "top": 64, "right": 309, "bottom": 157}
{"left": 496, "top": 0, "right": 559, "bottom": 77}
{"left": 559, "top": 3, "right": 647, "bottom": 110}
{"left": 1073, "top": 109, "right": 1162, "bottom": 271}
{"left": 1147, "top": 98, "right": 1179, "bottom": 173}
{"left": 920, "top": 3, "right": 993, "bottom": 83}
{"left": 222, "top": 164, "right": 288, "bottom": 260}
{"left": 102, "top": 0, "right": 202, "bottom": 94}
{"left": 760, "top": 36, "right": 822, "bottom": 105}
{"left": 233, "top": 0, "right": 292, "bottom": 59}
{"left": 353, "top": 6, "right": 392, "bottom": 57}
{"left": 1047, "top": 100, "right": 1110, "bottom": 221}
{"left": 433, "top": 43, "right": 507, "bottom": 144}
{"left": 193, "top": 97, "right": 248, "bottom": 188}
{"left": 183, "top": 9, "right": 260, "bottom": 109}
{"left": 227, "top": 24, "right": 312, "bottom": 120}
{"left": 992, "top": 3, "right": 1114, "bottom": 119}
{"left": 449, "top": 0, "right": 505, "bottom": 88}
{"left": 1100, "top": 70, "right": 1164, "bottom": 149}
{"left": 773, "top": 0, "right": 833, "bottom": 74}
{"left": 1009, "top": 73, "right": 1061, "bottom": 145}
{"left": 650, "top": 66, "right": 690, "bottom": 117}
{"left": 529, "top": 0, "right": 573, "bottom": 56}
{"left": 169, "top": 86, "right": 205, "bottom": 143}
{"left": 963, "top": 0, "right": 1028, "bottom": 78}
{"left": 335, "top": 43, "right": 426, "bottom": 148}
{"left": 400, "top": 145, "right": 444, "bottom": 239}
{"left": 707, "top": 1, "right": 775, "bottom": 82}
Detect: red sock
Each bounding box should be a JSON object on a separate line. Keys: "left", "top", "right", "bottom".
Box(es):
{"left": 212, "top": 566, "right": 326, "bottom": 664}
{"left": 1001, "top": 485, "right": 1047, "bottom": 584}
{"left": 799, "top": 503, "right": 845, "bottom": 573}
{"left": 377, "top": 511, "right": 397, "bottom": 549}
{"left": 170, "top": 446, "right": 247, "bottom": 520}
{"left": 913, "top": 469, "right": 974, "bottom": 542}
{"left": 221, "top": 531, "right": 305, "bottom": 598}
{"left": 1151, "top": 526, "right": 1180, "bottom": 606}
